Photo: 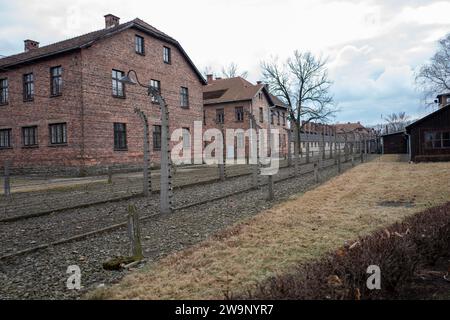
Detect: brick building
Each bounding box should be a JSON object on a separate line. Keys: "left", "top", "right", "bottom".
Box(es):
{"left": 0, "top": 15, "right": 206, "bottom": 175}
{"left": 203, "top": 76, "right": 289, "bottom": 159}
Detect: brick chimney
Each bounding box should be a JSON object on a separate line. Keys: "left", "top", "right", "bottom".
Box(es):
{"left": 104, "top": 14, "right": 120, "bottom": 29}
{"left": 206, "top": 74, "right": 214, "bottom": 83}
{"left": 437, "top": 93, "right": 450, "bottom": 109}
{"left": 24, "top": 39, "right": 39, "bottom": 52}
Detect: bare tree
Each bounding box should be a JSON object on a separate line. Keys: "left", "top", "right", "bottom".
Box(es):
{"left": 384, "top": 112, "right": 411, "bottom": 133}
{"left": 221, "top": 62, "right": 248, "bottom": 79}
{"left": 261, "top": 51, "right": 336, "bottom": 159}
{"left": 416, "top": 33, "right": 450, "bottom": 107}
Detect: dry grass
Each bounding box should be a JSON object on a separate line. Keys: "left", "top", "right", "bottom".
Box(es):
{"left": 89, "top": 160, "right": 450, "bottom": 300}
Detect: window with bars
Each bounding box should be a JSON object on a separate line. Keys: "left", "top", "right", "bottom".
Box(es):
{"left": 163, "top": 46, "right": 171, "bottom": 64}
{"left": 0, "top": 129, "right": 12, "bottom": 149}
{"left": 0, "top": 79, "right": 8, "bottom": 105}
{"left": 22, "top": 126, "right": 38, "bottom": 147}
{"left": 180, "top": 87, "right": 189, "bottom": 108}
{"left": 282, "top": 112, "right": 286, "bottom": 126}
{"left": 259, "top": 107, "right": 264, "bottom": 123}
{"left": 270, "top": 112, "right": 274, "bottom": 125}
{"left": 235, "top": 107, "right": 244, "bottom": 122}
{"left": 150, "top": 79, "right": 161, "bottom": 103}
{"left": 216, "top": 109, "right": 224, "bottom": 124}
{"left": 49, "top": 123, "right": 67, "bottom": 145}
{"left": 277, "top": 111, "right": 281, "bottom": 125}
{"left": 112, "top": 69, "right": 125, "bottom": 98}
{"left": 23, "top": 73, "right": 34, "bottom": 101}
{"left": 153, "top": 125, "right": 161, "bottom": 151}
{"left": 113, "top": 123, "right": 127, "bottom": 150}
{"left": 424, "top": 131, "right": 450, "bottom": 149}
{"left": 50, "top": 66, "right": 62, "bottom": 96}
{"left": 135, "top": 35, "right": 145, "bottom": 55}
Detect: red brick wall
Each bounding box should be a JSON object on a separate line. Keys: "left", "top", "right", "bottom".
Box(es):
{"left": 203, "top": 91, "right": 289, "bottom": 158}
{"left": 0, "top": 27, "right": 204, "bottom": 174}
{"left": 0, "top": 51, "right": 84, "bottom": 172}
{"left": 80, "top": 28, "right": 203, "bottom": 169}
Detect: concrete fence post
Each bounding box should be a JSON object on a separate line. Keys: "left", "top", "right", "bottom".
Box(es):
{"left": 151, "top": 87, "right": 173, "bottom": 215}
{"left": 134, "top": 108, "right": 152, "bottom": 196}
{"left": 4, "top": 160, "right": 11, "bottom": 199}
{"left": 107, "top": 166, "right": 113, "bottom": 185}
{"left": 306, "top": 142, "right": 310, "bottom": 164}
{"left": 337, "top": 144, "right": 342, "bottom": 173}
{"left": 127, "top": 204, "right": 144, "bottom": 260}
{"left": 287, "top": 130, "right": 292, "bottom": 167}
{"left": 314, "top": 161, "right": 319, "bottom": 183}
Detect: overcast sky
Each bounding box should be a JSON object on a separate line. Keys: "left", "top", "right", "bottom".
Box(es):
{"left": 1, "top": 0, "right": 449, "bottom": 125}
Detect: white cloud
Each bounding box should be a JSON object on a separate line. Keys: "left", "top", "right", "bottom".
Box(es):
{"left": 0, "top": 0, "right": 449, "bottom": 124}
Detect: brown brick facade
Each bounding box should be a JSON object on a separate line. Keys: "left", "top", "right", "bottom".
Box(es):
{"left": 0, "top": 18, "right": 205, "bottom": 175}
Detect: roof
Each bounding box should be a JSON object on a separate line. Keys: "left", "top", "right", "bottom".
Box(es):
{"left": 381, "top": 131, "right": 406, "bottom": 137}
{"left": 406, "top": 104, "right": 450, "bottom": 133}
{"left": 203, "top": 77, "right": 288, "bottom": 108}
{"left": 0, "top": 18, "right": 206, "bottom": 84}
{"left": 332, "top": 122, "right": 370, "bottom": 134}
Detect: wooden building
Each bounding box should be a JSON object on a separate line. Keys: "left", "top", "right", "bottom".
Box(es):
{"left": 381, "top": 131, "right": 408, "bottom": 154}
{"left": 405, "top": 104, "right": 450, "bottom": 162}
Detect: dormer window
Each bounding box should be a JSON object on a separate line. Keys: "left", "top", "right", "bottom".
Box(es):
{"left": 135, "top": 35, "right": 145, "bottom": 55}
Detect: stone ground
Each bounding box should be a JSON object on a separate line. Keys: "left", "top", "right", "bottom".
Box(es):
{"left": 0, "top": 154, "right": 373, "bottom": 299}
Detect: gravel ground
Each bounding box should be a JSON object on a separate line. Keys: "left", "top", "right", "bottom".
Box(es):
{"left": 0, "top": 155, "right": 376, "bottom": 300}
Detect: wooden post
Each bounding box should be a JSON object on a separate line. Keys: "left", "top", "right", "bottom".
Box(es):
{"left": 4, "top": 160, "right": 11, "bottom": 199}
{"left": 127, "top": 204, "right": 143, "bottom": 260}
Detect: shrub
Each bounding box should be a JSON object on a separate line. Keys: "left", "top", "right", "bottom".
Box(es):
{"left": 237, "top": 202, "right": 450, "bottom": 300}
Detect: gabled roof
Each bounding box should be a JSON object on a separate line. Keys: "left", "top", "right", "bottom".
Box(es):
{"left": 0, "top": 18, "right": 206, "bottom": 84}
{"left": 332, "top": 122, "right": 369, "bottom": 134}
{"left": 203, "top": 76, "right": 288, "bottom": 108}
{"left": 406, "top": 104, "right": 450, "bottom": 133}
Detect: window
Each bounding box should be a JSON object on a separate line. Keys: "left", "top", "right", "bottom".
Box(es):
{"left": 22, "top": 126, "right": 38, "bottom": 147}
{"left": 0, "top": 79, "right": 8, "bottom": 105}
{"left": 113, "top": 123, "right": 127, "bottom": 150}
{"left": 23, "top": 73, "right": 34, "bottom": 101}
{"left": 150, "top": 79, "right": 161, "bottom": 103}
{"left": 163, "top": 46, "right": 171, "bottom": 64}
{"left": 49, "top": 123, "right": 67, "bottom": 145}
{"left": 282, "top": 112, "right": 286, "bottom": 126}
{"left": 235, "top": 107, "right": 244, "bottom": 122}
{"left": 50, "top": 66, "right": 62, "bottom": 96}
{"left": 424, "top": 131, "right": 450, "bottom": 149}
{"left": 135, "top": 35, "right": 145, "bottom": 55}
{"left": 182, "top": 128, "right": 191, "bottom": 149}
{"left": 153, "top": 125, "right": 162, "bottom": 151}
{"left": 277, "top": 111, "right": 281, "bottom": 125}
{"left": 112, "top": 69, "right": 125, "bottom": 98}
{"left": 216, "top": 109, "right": 224, "bottom": 124}
{"left": 270, "top": 112, "right": 274, "bottom": 125}
{"left": 237, "top": 132, "right": 245, "bottom": 148}
{"left": 180, "top": 87, "right": 189, "bottom": 108}
{"left": 259, "top": 107, "right": 264, "bottom": 123}
{"left": 0, "top": 129, "right": 12, "bottom": 149}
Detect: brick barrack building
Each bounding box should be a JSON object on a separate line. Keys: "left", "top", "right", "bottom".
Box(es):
{"left": 203, "top": 76, "right": 290, "bottom": 159}
{"left": 0, "top": 14, "right": 206, "bottom": 175}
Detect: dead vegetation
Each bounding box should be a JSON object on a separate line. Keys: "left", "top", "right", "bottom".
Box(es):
{"left": 88, "top": 160, "right": 450, "bottom": 300}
